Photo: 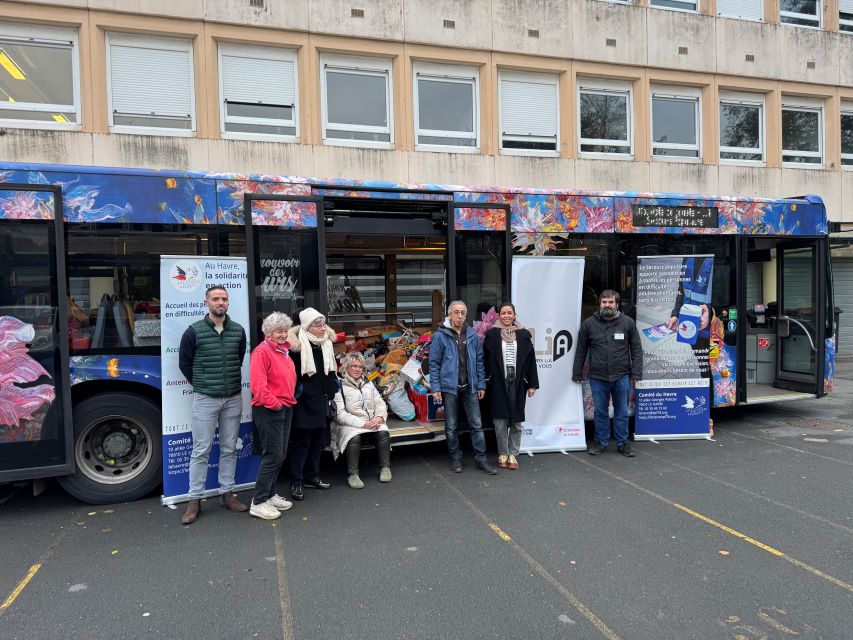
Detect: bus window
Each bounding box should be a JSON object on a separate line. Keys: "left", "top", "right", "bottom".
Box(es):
{"left": 65, "top": 224, "right": 245, "bottom": 352}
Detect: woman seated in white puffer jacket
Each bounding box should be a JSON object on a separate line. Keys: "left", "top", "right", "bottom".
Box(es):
{"left": 331, "top": 351, "right": 391, "bottom": 489}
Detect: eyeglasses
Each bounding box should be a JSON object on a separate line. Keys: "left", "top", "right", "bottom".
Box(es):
{"left": 310, "top": 320, "right": 326, "bottom": 327}
{"left": 450, "top": 310, "right": 466, "bottom": 316}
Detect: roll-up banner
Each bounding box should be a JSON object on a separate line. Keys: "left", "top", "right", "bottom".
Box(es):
{"left": 159, "top": 256, "right": 258, "bottom": 505}
{"left": 635, "top": 255, "right": 713, "bottom": 440}
{"left": 512, "top": 256, "right": 586, "bottom": 453}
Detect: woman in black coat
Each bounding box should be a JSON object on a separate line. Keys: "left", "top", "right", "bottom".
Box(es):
{"left": 286, "top": 307, "right": 339, "bottom": 501}
{"left": 483, "top": 303, "right": 539, "bottom": 470}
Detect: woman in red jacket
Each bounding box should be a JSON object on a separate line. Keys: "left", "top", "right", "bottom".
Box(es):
{"left": 249, "top": 312, "right": 298, "bottom": 520}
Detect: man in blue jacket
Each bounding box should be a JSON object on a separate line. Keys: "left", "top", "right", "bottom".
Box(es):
{"left": 430, "top": 301, "right": 497, "bottom": 475}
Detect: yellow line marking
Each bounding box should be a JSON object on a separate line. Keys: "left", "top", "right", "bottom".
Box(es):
{"left": 423, "top": 458, "right": 621, "bottom": 640}
{"left": 489, "top": 523, "right": 512, "bottom": 542}
{"left": 573, "top": 456, "right": 853, "bottom": 594}
{"left": 673, "top": 504, "right": 784, "bottom": 556}
{"left": 273, "top": 525, "right": 295, "bottom": 640}
{"left": 757, "top": 611, "right": 800, "bottom": 635}
{"left": 1, "top": 564, "right": 41, "bottom": 610}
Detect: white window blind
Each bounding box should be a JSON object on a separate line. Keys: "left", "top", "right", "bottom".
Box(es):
{"left": 717, "top": 0, "right": 762, "bottom": 20}
{"left": 109, "top": 39, "right": 193, "bottom": 119}
{"left": 221, "top": 52, "right": 295, "bottom": 107}
{"left": 500, "top": 77, "right": 558, "bottom": 140}
{"left": 841, "top": 0, "right": 853, "bottom": 11}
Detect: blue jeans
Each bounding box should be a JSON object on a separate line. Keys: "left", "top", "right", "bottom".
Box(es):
{"left": 442, "top": 391, "right": 487, "bottom": 464}
{"left": 589, "top": 376, "right": 630, "bottom": 448}
{"left": 188, "top": 392, "right": 243, "bottom": 498}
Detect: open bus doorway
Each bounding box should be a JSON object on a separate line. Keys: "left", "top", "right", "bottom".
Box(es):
{"left": 743, "top": 239, "right": 827, "bottom": 403}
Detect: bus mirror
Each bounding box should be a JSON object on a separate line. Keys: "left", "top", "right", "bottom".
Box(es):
{"left": 776, "top": 317, "right": 790, "bottom": 338}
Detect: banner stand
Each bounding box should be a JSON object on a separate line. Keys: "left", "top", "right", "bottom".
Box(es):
{"left": 512, "top": 256, "right": 586, "bottom": 453}
{"left": 159, "top": 256, "right": 259, "bottom": 506}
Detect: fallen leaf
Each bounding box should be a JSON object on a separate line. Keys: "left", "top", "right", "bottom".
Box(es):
{"left": 87, "top": 511, "right": 96, "bottom": 516}
{"left": 111, "top": 550, "right": 119, "bottom": 555}
{"left": 102, "top": 509, "right": 114, "bottom": 514}
{"left": 718, "top": 550, "right": 730, "bottom": 556}
{"left": 101, "top": 528, "right": 112, "bottom": 533}
{"left": 558, "top": 501, "right": 567, "bottom": 507}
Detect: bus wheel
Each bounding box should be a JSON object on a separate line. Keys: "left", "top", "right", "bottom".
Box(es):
{"left": 58, "top": 393, "right": 162, "bottom": 504}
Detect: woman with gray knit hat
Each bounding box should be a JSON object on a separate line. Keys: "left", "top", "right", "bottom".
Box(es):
{"left": 286, "top": 307, "right": 339, "bottom": 501}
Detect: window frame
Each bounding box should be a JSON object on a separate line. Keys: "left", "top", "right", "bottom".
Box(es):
{"left": 106, "top": 32, "right": 196, "bottom": 137}
{"left": 0, "top": 22, "right": 81, "bottom": 129}
{"left": 218, "top": 43, "right": 298, "bottom": 142}
{"left": 841, "top": 101, "right": 853, "bottom": 168}
{"left": 577, "top": 78, "right": 633, "bottom": 158}
{"left": 717, "top": 0, "right": 764, "bottom": 21}
{"left": 649, "top": 0, "right": 699, "bottom": 13}
{"left": 781, "top": 97, "right": 824, "bottom": 167}
{"left": 718, "top": 90, "right": 766, "bottom": 166}
{"left": 780, "top": 0, "right": 822, "bottom": 29}
{"left": 413, "top": 61, "right": 480, "bottom": 152}
{"left": 841, "top": 0, "right": 853, "bottom": 32}
{"left": 320, "top": 53, "right": 394, "bottom": 149}
{"left": 650, "top": 85, "right": 702, "bottom": 162}
{"left": 498, "top": 69, "right": 559, "bottom": 157}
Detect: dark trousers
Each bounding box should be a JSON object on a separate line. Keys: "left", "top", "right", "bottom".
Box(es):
{"left": 252, "top": 405, "right": 293, "bottom": 503}
{"left": 289, "top": 427, "right": 324, "bottom": 482}
{"left": 345, "top": 431, "right": 391, "bottom": 475}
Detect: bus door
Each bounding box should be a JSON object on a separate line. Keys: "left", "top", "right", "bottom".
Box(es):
{"left": 244, "top": 194, "right": 325, "bottom": 344}
{"left": 448, "top": 202, "right": 512, "bottom": 321}
{"left": 774, "top": 241, "right": 826, "bottom": 394}
{"left": 0, "top": 184, "right": 73, "bottom": 481}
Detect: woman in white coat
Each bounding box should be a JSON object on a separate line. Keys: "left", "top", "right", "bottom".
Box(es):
{"left": 331, "top": 352, "right": 391, "bottom": 489}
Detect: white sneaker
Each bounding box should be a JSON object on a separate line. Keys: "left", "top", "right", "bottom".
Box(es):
{"left": 268, "top": 494, "right": 293, "bottom": 511}
{"left": 347, "top": 474, "right": 364, "bottom": 489}
{"left": 379, "top": 467, "right": 392, "bottom": 483}
{"left": 249, "top": 500, "right": 282, "bottom": 520}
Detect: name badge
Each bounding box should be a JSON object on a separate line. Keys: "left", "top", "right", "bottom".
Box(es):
{"left": 614, "top": 332, "right": 625, "bottom": 340}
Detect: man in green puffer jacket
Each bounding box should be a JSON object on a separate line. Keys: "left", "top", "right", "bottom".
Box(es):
{"left": 178, "top": 285, "right": 248, "bottom": 524}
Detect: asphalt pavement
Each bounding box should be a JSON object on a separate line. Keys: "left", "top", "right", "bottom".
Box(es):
{"left": 1, "top": 366, "right": 852, "bottom": 640}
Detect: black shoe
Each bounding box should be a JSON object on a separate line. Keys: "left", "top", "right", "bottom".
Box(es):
{"left": 587, "top": 441, "right": 605, "bottom": 456}
{"left": 617, "top": 442, "right": 635, "bottom": 457}
{"left": 450, "top": 460, "right": 463, "bottom": 473}
{"left": 476, "top": 461, "right": 498, "bottom": 475}
{"left": 306, "top": 476, "right": 331, "bottom": 490}
{"left": 290, "top": 481, "right": 304, "bottom": 501}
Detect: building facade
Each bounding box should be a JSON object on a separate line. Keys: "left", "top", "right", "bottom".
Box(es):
{"left": 0, "top": 0, "right": 851, "bottom": 222}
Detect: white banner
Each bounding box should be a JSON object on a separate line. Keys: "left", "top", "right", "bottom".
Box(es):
{"left": 159, "top": 256, "right": 257, "bottom": 505}
{"left": 512, "top": 256, "right": 586, "bottom": 453}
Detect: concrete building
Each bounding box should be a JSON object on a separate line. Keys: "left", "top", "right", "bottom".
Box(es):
{"left": 1, "top": 0, "right": 852, "bottom": 340}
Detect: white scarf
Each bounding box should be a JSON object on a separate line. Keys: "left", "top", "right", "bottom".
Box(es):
{"left": 297, "top": 326, "right": 336, "bottom": 377}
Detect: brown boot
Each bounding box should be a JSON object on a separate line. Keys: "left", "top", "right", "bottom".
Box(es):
{"left": 181, "top": 499, "right": 200, "bottom": 524}
{"left": 220, "top": 492, "right": 248, "bottom": 512}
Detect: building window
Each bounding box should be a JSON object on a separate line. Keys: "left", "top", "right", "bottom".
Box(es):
{"left": 719, "top": 92, "right": 764, "bottom": 163}
{"left": 578, "top": 79, "right": 632, "bottom": 156}
{"left": 842, "top": 104, "right": 853, "bottom": 167}
{"left": 649, "top": 0, "right": 698, "bottom": 12}
{"left": 780, "top": 0, "right": 821, "bottom": 28}
{"left": 498, "top": 70, "right": 558, "bottom": 154}
{"left": 651, "top": 87, "right": 700, "bottom": 159}
{"left": 0, "top": 23, "right": 79, "bottom": 126}
{"left": 321, "top": 54, "right": 392, "bottom": 146}
{"left": 782, "top": 100, "right": 823, "bottom": 165}
{"left": 219, "top": 44, "right": 297, "bottom": 139}
{"left": 414, "top": 62, "right": 479, "bottom": 149}
{"left": 717, "top": 0, "right": 763, "bottom": 20}
{"left": 841, "top": 0, "right": 853, "bottom": 32}
{"left": 107, "top": 33, "right": 194, "bottom": 133}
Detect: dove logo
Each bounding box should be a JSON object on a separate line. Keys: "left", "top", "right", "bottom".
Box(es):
{"left": 681, "top": 394, "right": 706, "bottom": 416}
{"left": 170, "top": 261, "right": 202, "bottom": 292}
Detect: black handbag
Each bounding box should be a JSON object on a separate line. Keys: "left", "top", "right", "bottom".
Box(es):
{"left": 324, "top": 394, "right": 337, "bottom": 420}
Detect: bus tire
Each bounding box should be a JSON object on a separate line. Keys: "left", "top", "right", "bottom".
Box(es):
{"left": 57, "top": 393, "right": 162, "bottom": 504}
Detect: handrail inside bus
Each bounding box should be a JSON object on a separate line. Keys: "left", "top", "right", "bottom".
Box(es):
{"left": 778, "top": 315, "right": 817, "bottom": 352}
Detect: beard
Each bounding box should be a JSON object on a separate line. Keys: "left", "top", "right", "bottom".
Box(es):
{"left": 210, "top": 306, "right": 227, "bottom": 317}
{"left": 599, "top": 307, "right": 617, "bottom": 319}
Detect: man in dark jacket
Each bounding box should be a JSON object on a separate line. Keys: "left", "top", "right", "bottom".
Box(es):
{"left": 178, "top": 285, "right": 248, "bottom": 524}
{"left": 572, "top": 290, "right": 642, "bottom": 457}
{"left": 429, "top": 301, "right": 497, "bottom": 475}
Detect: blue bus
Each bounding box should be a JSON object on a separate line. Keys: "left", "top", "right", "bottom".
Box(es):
{"left": 0, "top": 162, "right": 836, "bottom": 503}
